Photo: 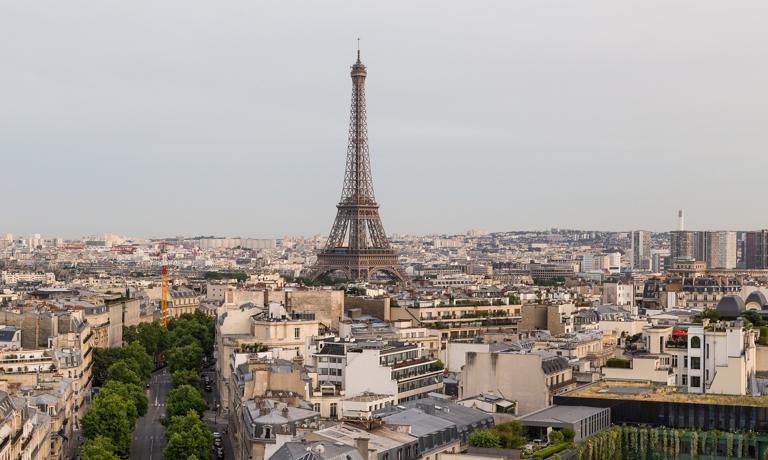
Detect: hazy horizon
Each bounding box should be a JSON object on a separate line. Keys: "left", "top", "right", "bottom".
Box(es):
{"left": 3, "top": 1, "right": 768, "bottom": 238}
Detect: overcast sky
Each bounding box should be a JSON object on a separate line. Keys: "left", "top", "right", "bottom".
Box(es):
{"left": 2, "top": 1, "right": 768, "bottom": 239}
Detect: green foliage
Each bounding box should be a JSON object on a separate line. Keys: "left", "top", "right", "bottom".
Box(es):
{"left": 121, "top": 341, "right": 154, "bottom": 379}
{"left": 605, "top": 358, "right": 631, "bottom": 368}
{"left": 80, "top": 435, "right": 119, "bottom": 460}
{"left": 106, "top": 361, "right": 141, "bottom": 386}
{"left": 532, "top": 442, "right": 570, "bottom": 458}
{"left": 432, "top": 359, "right": 444, "bottom": 371}
{"left": 701, "top": 308, "right": 720, "bottom": 321}
{"left": 125, "top": 322, "right": 170, "bottom": 357}
{"left": 101, "top": 380, "right": 148, "bottom": 417}
{"left": 469, "top": 429, "right": 502, "bottom": 448}
{"left": 92, "top": 348, "right": 123, "bottom": 386}
{"left": 82, "top": 393, "right": 136, "bottom": 456}
{"left": 549, "top": 430, "right": 565, "bottom": 444}
{"left": 560, "top": 427, "right": 576, "bottom": 442}
{"left": 742, "top": 309, "right": 765, "bottom": 327}
{"left": 470, "top": 422, "right": 526, "bottom": 450}
{"left": 163, "top": 411, "right": 214, "bottom": 460}
{"left": 172, "top": 369, "right": 200, "bottom": 390}
{"left": 202, "top": 271, "right": 248, "bottom": 282}
{"left": 167, "top": 342, "right": 204, "bottom": 373}
{"left": 165, "top": 384, "right": 207, "bottom": 420}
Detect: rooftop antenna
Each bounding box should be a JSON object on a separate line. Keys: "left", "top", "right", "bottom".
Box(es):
{"left": 357, "top": 37, "right": 361, "bottom": 60}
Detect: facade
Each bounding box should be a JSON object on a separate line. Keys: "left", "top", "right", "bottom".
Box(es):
{"left": 704, "top": 231, "right": 737, "bottom": 269}
{"left": 606, "top": 321, "right": 757, "bottom": 396}
{"left": 460, "top": 351, "right": 575, "bottom": 415}
{"left": 342, "top": 341, "right": 444, "bottom": 403}
{"left": 746, "top": 230, "right": 768, "bottom": 269}
{"left": 237, "top": 399, "right": 320, "bottom": 460}
{"left": 0, "top": 390, "right": 52, "bottom": 460}
{"left": 631, "top": 230, "right": 652, "bottom": 270}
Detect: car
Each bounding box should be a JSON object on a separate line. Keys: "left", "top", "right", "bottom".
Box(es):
{"left": 215, "top": 447, "right": 225, "bottom": 459}
{"left": 145, "top": 383, "right": 150, "bottom": 389}
{"left": 213, "top": 432, "right": 221, "bottom": 438}
{"left": 205, "top": 384, "right": 212, "bottom": 392}
{"left": 214, "top": 437, "right": 223, "bottom": 447}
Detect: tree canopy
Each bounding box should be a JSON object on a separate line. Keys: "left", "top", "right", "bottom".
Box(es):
{"left": 80, "top": 435, "right": 119, "bottom": 460}
{"left": 165, "top": 384, "right": 207, "bottom": 420}
{"left": 163, "top": 411, "right": 213, "bottom": 460}
{"left": 82, "top": 392, "right": 136, "bottom": 456}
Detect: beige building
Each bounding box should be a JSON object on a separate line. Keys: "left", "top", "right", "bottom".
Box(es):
{"left": 0, "top": 390, "right": 51, "bottom": 460}
{"left": 460, "top": 351, "right": 575, "bottom": 415}
{"left": 216, "top": 305, "right": 321, "bottom": 410}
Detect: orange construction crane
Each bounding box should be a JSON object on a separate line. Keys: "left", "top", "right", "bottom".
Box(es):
{"left": 160, "top": 242, "right": 168, "bottom": 327}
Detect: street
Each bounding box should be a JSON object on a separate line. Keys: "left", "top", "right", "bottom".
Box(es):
{"left": 130, "top": 368, "right": 172, "bottom": 459}
{"left": 200, "top": 366, "right": 235, "bottom": 459}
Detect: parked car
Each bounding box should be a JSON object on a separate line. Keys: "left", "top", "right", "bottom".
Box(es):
{"left": 205, "top": 384, "right": 212, "bottom": 392}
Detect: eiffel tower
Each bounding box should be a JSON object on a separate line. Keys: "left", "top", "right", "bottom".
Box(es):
{"left": 311, "top": 50, "right": 407, "bottom": 283}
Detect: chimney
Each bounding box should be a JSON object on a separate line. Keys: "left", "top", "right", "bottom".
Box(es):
{"left": 355, "top": 437, "right": 369, "bottom": 459}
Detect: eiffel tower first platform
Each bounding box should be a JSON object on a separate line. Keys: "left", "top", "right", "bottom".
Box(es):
{"left": 309, "top": 50, "right": 408, "bottom": 283}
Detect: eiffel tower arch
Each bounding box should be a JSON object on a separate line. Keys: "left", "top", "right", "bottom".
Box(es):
{"left": 309, "top": 50, "right": 408, "bottom": 283}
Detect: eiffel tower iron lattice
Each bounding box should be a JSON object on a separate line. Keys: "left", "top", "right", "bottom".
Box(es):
{"left": 310, "top": 50, "right": 407, "bottom": 283}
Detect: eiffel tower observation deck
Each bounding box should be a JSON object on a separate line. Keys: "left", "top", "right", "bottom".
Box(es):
{"left": 310, "top": 50, "right": 407, "bottom": 283}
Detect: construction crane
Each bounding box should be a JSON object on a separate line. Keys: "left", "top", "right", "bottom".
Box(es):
{"left": 160, "top": 242, "right": 168, "bottom": 328}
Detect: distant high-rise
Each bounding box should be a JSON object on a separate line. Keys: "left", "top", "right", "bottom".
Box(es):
{"left": 310, "top": 50, "right": 407, "bottom": 282}
{"left": 745, "top": 230, "right": 768, "bottom": 269}
{"left": 703, "top": 231, "right": 737, "bottom": 269}
{"left": 631, "top": 230, "right": 652, "bottom": 270}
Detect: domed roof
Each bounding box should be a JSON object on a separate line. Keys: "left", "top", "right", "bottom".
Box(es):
{"left": 745, "top": 291, "right": 768, "bottom": 309}
{"left": 716, "top": 295, "right": 746, "bottom": 318}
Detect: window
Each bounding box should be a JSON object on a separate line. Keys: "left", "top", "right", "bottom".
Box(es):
{"left": 313, "top": 403, "right": 320, "bottom": 412}
{"left": 684, "top": 356, "right": 688, "bottom": 368}
{"left": 330, "top": 403, "right": 338, "bottom": 418}
{"left": 294, "top": 327, "right": 300, "bottom": 339}
{"left": 691, "top": 357, "right": 701, "bottom": 370}
{"left": 672, "top": 355, "right": 678, "bottom": 367}
{"left": 691, "top": 336, "right": 701, "bottom": 348}
{"left": 706, "top": 344, "right": 709, "bottom": 359}
{"left": 682, "top": 374, "right": 687, "bottom": 385}
{"left": 691, "top": 376, "right": 701, "bottom": 387}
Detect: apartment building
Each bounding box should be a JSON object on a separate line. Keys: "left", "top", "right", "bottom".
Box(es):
{"left": 342, "top": 341, "right": 444, "bottom": 403}
{"left": 0, "top": 390, "right": 51, "bottom": 460}
{"left": 461, "top": 350, "right": 575, "bottom": 415}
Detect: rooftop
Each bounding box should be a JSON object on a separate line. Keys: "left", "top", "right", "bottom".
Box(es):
{"left": 562, "top": 381, "right": 768, "bottom": 407}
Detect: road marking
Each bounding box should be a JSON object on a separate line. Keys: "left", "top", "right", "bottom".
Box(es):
{"left": 149, "top": 437, "right": 154, "bottom": 460}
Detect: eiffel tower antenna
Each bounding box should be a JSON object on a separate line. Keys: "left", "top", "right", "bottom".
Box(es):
{"left": 310, "top": 49, "right": 407, "bottom": 283}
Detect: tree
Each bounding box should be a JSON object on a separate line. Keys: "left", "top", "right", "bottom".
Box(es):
{"left": 172, "top": 369, "right": 200, "bottom": 390}
{"left": 561, "top": 427, "right": 576, "bottom": 442}
{"left": 167, "top": 343, "right": 203, "bottom": 373}
{"left": 120, "top": 341, "right": 153, "bottom": 379}
{"left": 101, "top": 380, "right": 148, "bottom": 417}
{"left": 82, "top": 393, "right": 136, "bottom": 456}
{"left": 80, "top": 435, "right": 118, "bottom": 460}
{"left": 107, "top": 361, "right": 141, "bottom": 386}
{"left": 163, "top": 411, "right": 214, "bottom": 460}
{"left": 469, "top": 429, "right": 501, "bottom": 448}
{"left": 549, "top": 430, "right": 565, "bottom": 444}
{"left": 92, "top": 348, "right": 123, "bottom": 386}
{"left": 165, "top": 384, "right": 207, "bottom": 420}
{"left": 701, "top": 308, "right": 720, "bottom": 322}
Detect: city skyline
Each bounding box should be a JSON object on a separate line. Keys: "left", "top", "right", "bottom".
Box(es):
{"left": 3, "top": 1, "right": 768, "bottom": 237}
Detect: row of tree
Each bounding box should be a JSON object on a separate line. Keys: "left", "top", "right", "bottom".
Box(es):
{"left": 124, "top": 311, "right": 216, "bottom": 459}
{"left": 163, "top": 312, "right": 215, "bottom": 459}
{"left": 81, "top": 343, "right": 153, "bottom": 459}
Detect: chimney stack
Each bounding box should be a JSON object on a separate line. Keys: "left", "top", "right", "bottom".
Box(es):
{"left": 355, "top": 437, "right": 370, "bottom": 460}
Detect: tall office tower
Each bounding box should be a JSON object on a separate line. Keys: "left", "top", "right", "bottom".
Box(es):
{"left": 678, "top": 209, "right": 685, "bottom": 231}
{"left": 670, "top": 231, "right": 692, "bottom": 260}
{"left": 745, "top": 230, "right": 768, "bottom": 269}
{"left": 631, "top": 230, "right": 652, "bottom": 269}
{"left": 311, "top": 50, "right": 407, "bottom": 282}
{"left": 703, "top": 231, "right": 737, "bottom": 269}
